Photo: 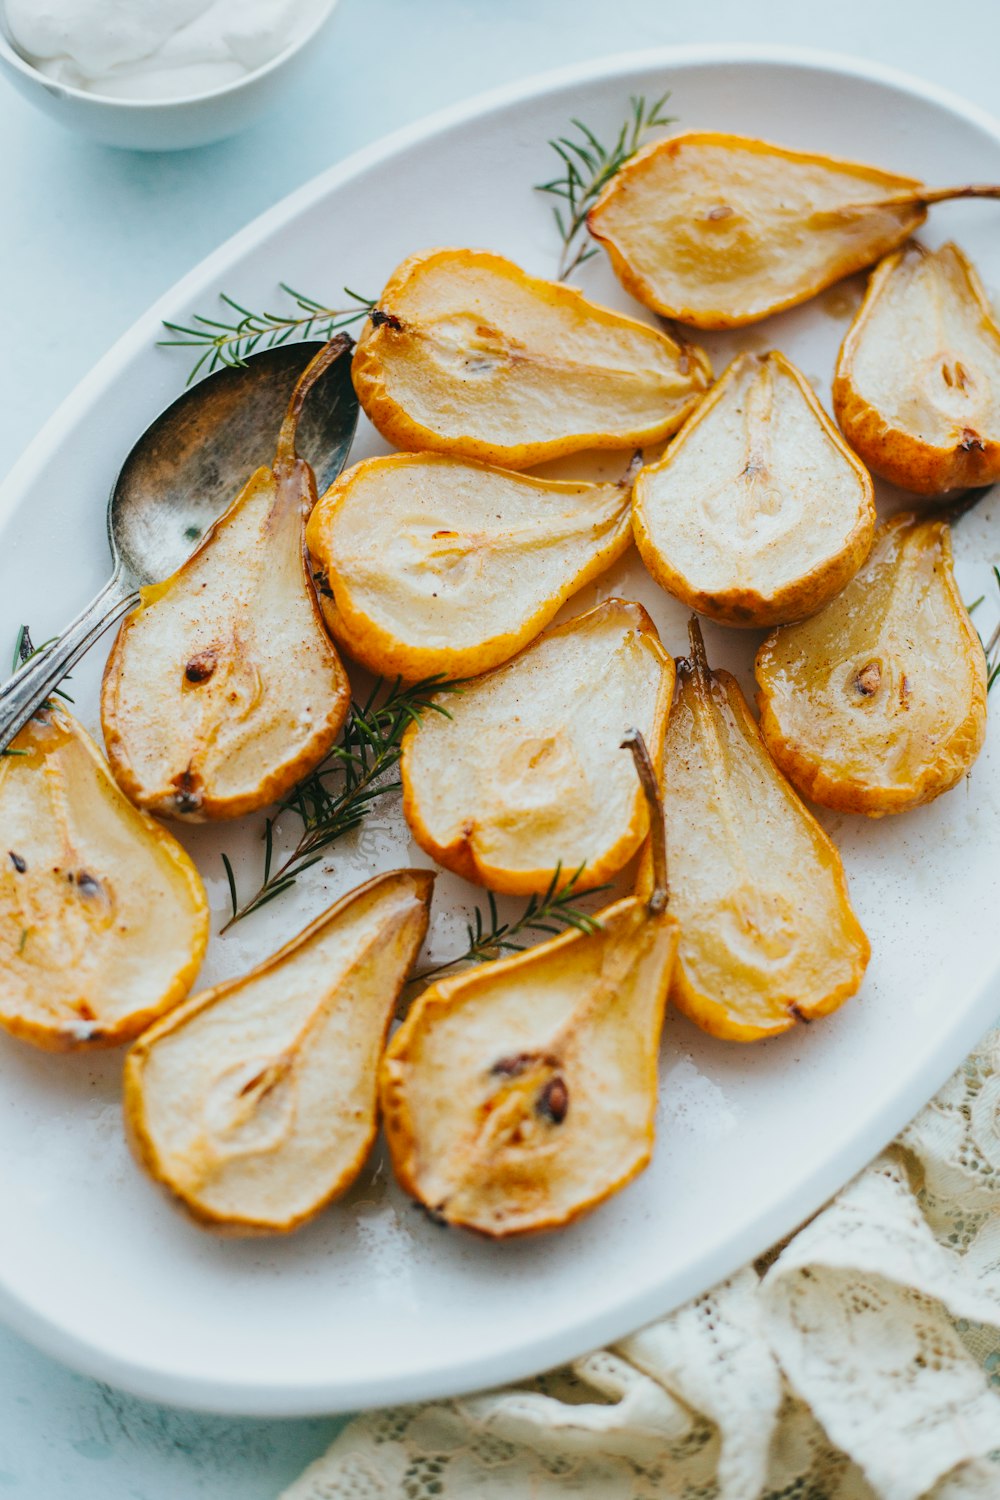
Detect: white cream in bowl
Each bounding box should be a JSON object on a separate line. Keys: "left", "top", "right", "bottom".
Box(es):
{"left": 5, "top": 0, "right": 312, "bottom": 101}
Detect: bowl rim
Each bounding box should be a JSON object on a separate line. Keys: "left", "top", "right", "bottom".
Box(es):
{"left": 0, "top": 0, "right": 339, "bottom": 110}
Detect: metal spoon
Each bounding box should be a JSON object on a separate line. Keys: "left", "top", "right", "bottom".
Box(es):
{"left": 0, "top": 338, "right": 358, "bottom": 753}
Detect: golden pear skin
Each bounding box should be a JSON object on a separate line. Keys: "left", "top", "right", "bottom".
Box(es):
{"left": 351, "top": 248, "right": 711, "bottom": 468}
{"left": 644, "top": 621, "right": 869, "bottom": 1041}
{"left": 102, "top": 341, "right": 352, "bottom": 822}
{"left": 0, "top": 706, "right": 208, "bottom": 1051}
{"left": 400, "top": 599, "right": 674, "bottom": 895}
{"left": 381, "top": 733, "right": 677, "bottom": 1237}
{"left": 586, "top": 131, "right": 993, "bottom": 328}
{"left": 632, "top": 351, "right": 875, "bottom": 627}
{"left": 834, "top": 241, "right": 1000, "bottom": 494}
{"left": 756, "top": 513, "right": 987, "bottom": 815}
{"left": 124, "top": 869, "right": 433, "bottom": 1235}
{"left": 306, "top": 452, "right": 635, "bottom": 681}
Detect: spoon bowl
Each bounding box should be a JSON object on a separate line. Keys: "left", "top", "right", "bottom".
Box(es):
{"left": 0, "top": 339, "right": 359, "bottom": 751}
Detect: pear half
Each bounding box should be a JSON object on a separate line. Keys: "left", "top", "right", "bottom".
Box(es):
{"left": 381, "top": 732, "right": 677, "bottom": 1237}
{"left": 645, "top": 621, "right": 869, "bottom": 1041}
{"left": 124, "top": 869, "right": 433, "bottom": 1234}
{"left": 102, "top": 341, "right": 352, "bottom": 821}
{"left": 632, "top": 351, "right": 875, "bottom": 627}
{"left": 0, "top": 706, "right": 208, "bottom": 1051}
{"left": 306, "top": 452, "right": 635, "bottom": 681}
{"left": 834, "top": 241, "right": 1000, "bottom": 494}
{"left": 756, "top": 513, "right": 987, "bottom": 815}
{"left": 351, "top": 248, "right": 712, "bottom": 468}
{"left": 400, "top": 599, "right": 674, "bottom": 894}
{"left": 587, "top": 132, "right": 929, "bottom": 328}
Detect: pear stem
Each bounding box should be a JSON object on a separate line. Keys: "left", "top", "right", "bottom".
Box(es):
{"left": 621, "top": 728, "right": 668, "bottom": 914}
{"left": 618, "top": 449, "right": 645, "bottom": 490}
{"left": 686, "top": 614, "right": 711, "bottom": 687}
{"left": 274, "top": 332, "right": 353, "bottom": 468}
{"left": 833, "top": 183, "right": 1000, "bottom": 217}
{"left": 912, "top": 183, "right": 1000, "bottom": 207}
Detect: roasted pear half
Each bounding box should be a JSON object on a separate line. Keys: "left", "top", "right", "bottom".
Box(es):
{"left": 645, "top": 621, "right": 869, "bottom": 1041}
{"left": 834, "top": 241, "right": 1000, "bottom": 494}
{"left": 632, "top": 351, "right": 875, "bottom": 627}
{"left": 401, "top": 598, "right": 674, "bottom": 894}
{"left": 306, "top": 452, "right": 635, "bottom": 681}
{"left": 381, "top": 732, "right": 677, "bottom": 1237}
{"left": 351, "top": 248, "right": 711, "bottom": 468}
{"left": 0, "top": 706, "right": 208, "bottom": 1051}
{"left": 756, "top": 513, "right": 987, "bottom": 815}
{"left": 124, "top": 869, "right": 433, "bottom": 1234}
{"left": 588, "top": 132, "right": 1000, "bottom": 329}
{"left": 102, "top": 340, "right": 352, "bottom": 821}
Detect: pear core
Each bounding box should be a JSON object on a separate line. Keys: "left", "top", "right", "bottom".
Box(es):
{"left": 756, "top": 513, "right": 988, "bottom": 815}
{"left": 352, "top": 247, "right": 711, "bottom": 467}
{"left": 0, "top": 707, "right": 208, "bottom": 1050}
{"left": 654, "top": 629, "right": 869, "bottom": 1041}
{"left": 632, "top": 351, "right": 875, "bottom": 627}
{"left": 587, "top": 131, "right": 926, "bottom": 328}
{"left": 401, "top": 599, "right": 674, "bottom": 894}
{"left": 306, "top": 452, "right": 634, "bottom": 681}
{"left": 834, "top": 240, "right": 1000, "bottom": 493}
{"left": 102, "top": 341, "right": 352, "bottom": 821}
{"left": 125, "top": 869, "right": 432, "bottom": 1233}
{"left": 381, "top": 893, "right": 677, "bottom": 1236}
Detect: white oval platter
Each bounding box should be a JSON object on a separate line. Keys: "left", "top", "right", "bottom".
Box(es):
{"left": 1, "top": 45, "right": 1000, "bottom": 1416}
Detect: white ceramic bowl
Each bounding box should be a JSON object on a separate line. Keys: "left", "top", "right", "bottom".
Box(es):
{"left": 0, "top": 0, "right": 338, "bottom": 151}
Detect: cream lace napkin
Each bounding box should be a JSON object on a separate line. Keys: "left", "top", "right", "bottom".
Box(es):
{"left": 282, "top": 1026, "right": 1000, "bottom": 1500}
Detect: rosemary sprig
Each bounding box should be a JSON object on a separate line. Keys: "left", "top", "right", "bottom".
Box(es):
{"left": 976, "top": 564, "right": 1000, "bottom": 691}
{"left": 536, "top": 91, "right": 676, "bottom": 280}
{"left": 14, "top": 627, "right": 74, "bottom": 703}
{"left": 1, "top": 628, "right": 73, "bottom": 757}
{"left": 413, "top": 864, "right": 608, "bottom": 985}
{"left": 161, "top": 284, "right": 375, "bottom": 385}
{"left": 220, "top": 676, "right": 460, "bottom": 931}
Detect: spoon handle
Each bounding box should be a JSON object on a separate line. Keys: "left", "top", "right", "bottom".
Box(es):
{"left": 0, "top": 573, "right": 139, "bottom": 753}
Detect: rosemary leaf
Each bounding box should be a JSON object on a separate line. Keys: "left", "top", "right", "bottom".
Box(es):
{"left": 220, "top": 853, "right": 239, "bottom": 924}
{"left": 536, "top": 91, "right": 676, "bottom": 279}
{"left": 262, "top": 818, "right": 275, "bottom": 885}
{"left": 11, "top": 625, "right": 31, "bottom": 674}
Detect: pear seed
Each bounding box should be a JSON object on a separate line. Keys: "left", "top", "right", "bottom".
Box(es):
{"left": 854, "top": 661, "right": 882, "bottom": 696}
{"left": 537, "top": 1075, "right": 569, "bottom": 1124}
{"left": 184, "top": 651, "right": 216, "bottom": 684}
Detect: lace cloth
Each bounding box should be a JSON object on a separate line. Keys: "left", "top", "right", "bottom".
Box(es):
{"left": 282, "top": 1027, "right": 1000, "bottom": 1500}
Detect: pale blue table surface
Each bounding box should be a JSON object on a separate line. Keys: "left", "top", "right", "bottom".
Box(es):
{"left": 1, "top": 0, "right": 998, "bottom": 1493}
